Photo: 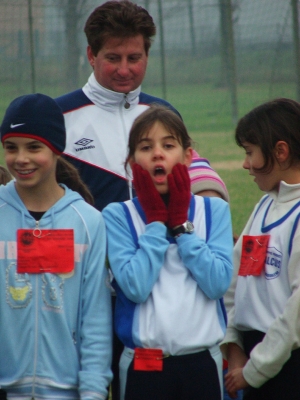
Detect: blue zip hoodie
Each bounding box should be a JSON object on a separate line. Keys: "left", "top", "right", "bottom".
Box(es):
{"left": 0, "top": 181, "right": 112, "bottom": 400}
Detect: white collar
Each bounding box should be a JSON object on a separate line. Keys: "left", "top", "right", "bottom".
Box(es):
{"left": 82, "top": 73, "right": 141, "bottom": 110}
{"left": 268, "top": 180, "right": 300, "bottom": 203}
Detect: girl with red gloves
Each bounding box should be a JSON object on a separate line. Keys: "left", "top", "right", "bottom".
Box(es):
{"left": 102, "top": 105, "right": 233, "bottom": 400}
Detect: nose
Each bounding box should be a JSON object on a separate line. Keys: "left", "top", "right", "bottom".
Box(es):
{"left": 242, "top": 157, "right": 250, "bottom": 170}
{"left": 15, "top": 149, "right": 29, "bottom": 164}
{"left": 152, "top": 145, "right": 164, "bottom": 160}
{"left": 117, "top": 58, "right": 130, "bottom": 77}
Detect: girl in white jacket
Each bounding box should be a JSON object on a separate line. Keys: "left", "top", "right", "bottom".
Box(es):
{"left": 223, "top": 98, "right": 300, "bottom": 400}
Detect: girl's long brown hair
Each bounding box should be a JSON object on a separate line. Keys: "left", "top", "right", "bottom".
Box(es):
{"left": 56, "top": 157, "right": 94, "bottom": 205}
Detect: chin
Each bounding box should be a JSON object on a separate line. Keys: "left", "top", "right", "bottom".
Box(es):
{"left": 113, "top": 83, "right": 135, "bottom": 93}
{"left": 157, "top": 188, "right": 168, "bottom": 195}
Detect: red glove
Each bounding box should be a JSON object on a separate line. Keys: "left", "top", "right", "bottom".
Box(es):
{"left": 132, "top": 163, "right": 168, "bottom": 224}
{"left": 167, "top": 163, "right": 191, "bottom": 228}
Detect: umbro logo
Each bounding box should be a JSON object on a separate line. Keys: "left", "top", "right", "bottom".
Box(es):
{"left": 74, "top": 138, "right": 95, "bottom": 152}
{"left": 75, "top": 138, "right": 93, "bottom": 146}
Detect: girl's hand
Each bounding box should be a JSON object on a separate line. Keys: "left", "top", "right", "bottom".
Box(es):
{"left": 167, "top": 163, "right": 191, "bottom": 229}
{"left": 132, "top": 163, "right": 168, "bottom": 224}
{"left": 225, "top": 367, "right": 249, "bottom": 399}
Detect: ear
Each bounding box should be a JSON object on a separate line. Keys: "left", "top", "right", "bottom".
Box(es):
{"left": 183, "top": 147, "right": 193, "bottom": 168}
{"left": 87, "top": 46, "right": 95, "bottom": 68}
{"left": 274, "top": 141, "right": 289, "bottom": 163}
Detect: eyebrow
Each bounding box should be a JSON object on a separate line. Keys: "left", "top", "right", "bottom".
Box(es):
{"left": 3, "top": 140, "right": 17, "bottom": 145}
{"left": 138, "top": 135, "right": 177, "bottom": 143}
{"left": 105, "top": 52, "right": 143, "bottom": 57}
{"left": 4, "top": 139, "right": 41, "bottom": 145}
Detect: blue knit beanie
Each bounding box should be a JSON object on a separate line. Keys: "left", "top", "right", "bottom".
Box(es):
{"left": 0, "top": 93, "right": 66, "bottom": 154}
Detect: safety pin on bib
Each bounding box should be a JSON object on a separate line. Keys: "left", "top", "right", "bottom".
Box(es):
{"left": 33, "top": 228, "right": 51, "bottom": 238}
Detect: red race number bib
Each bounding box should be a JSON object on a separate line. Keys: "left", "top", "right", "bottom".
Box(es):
{"left": 17, "top": 229, "right": 74, "bottom": 274}
{"left": 239, "top": 235, "right": 270, "bottom": 276}
{"left": 134, "top": 348, "right": 164, "bottom": 371}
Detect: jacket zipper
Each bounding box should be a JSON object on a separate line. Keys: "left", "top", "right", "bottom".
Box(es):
{"left": 119, "top": 100, "right": 134, "bottom": 200}
{"left": 32, "top": 220, "right": 40, "bottom": 399}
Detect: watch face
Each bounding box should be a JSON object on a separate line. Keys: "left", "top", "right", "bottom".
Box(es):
{"left": 172, "top": 221, "right": 194, "bottom": 237}
{"left": 185, "top": 221, "right": 194, "bottom": 232}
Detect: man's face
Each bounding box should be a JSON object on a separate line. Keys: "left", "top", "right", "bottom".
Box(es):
{"left": 87, "top": 34, "right": 148, "bottom": 93}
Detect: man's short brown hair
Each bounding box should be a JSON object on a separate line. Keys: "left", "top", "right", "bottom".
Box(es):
{"left": 84, "top": 0, "right": 156, "bottom": 56}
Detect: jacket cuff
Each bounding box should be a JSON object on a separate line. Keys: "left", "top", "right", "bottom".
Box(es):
{"left": 243, "top": 359, "right": 269, "bottom": 388}
{"left": 221, "top": 326, "right": 244, "bottom": 352}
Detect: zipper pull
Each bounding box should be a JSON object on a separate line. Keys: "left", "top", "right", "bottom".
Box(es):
{"left": 33, "top": 219, "right": 42, "bottom": 238}
{"left": 124, "top": 94, "right": 130, "bottom": 109}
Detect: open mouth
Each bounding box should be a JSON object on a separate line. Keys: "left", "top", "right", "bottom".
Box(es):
{"left": 154, "top": 166, "right": 166, "bottom": 176}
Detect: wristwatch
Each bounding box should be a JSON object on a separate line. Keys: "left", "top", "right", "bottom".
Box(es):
{"left": 171, "top": 221, "right": 194, "bottom": 238}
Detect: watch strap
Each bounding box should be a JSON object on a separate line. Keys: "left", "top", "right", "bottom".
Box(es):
{"left": 171, "top": 221, "right": 194, "bottom": 237}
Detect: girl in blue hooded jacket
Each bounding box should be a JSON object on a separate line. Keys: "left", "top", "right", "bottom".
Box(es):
{"left": 0, "top": 93, "right": 112, "bottom": 400}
